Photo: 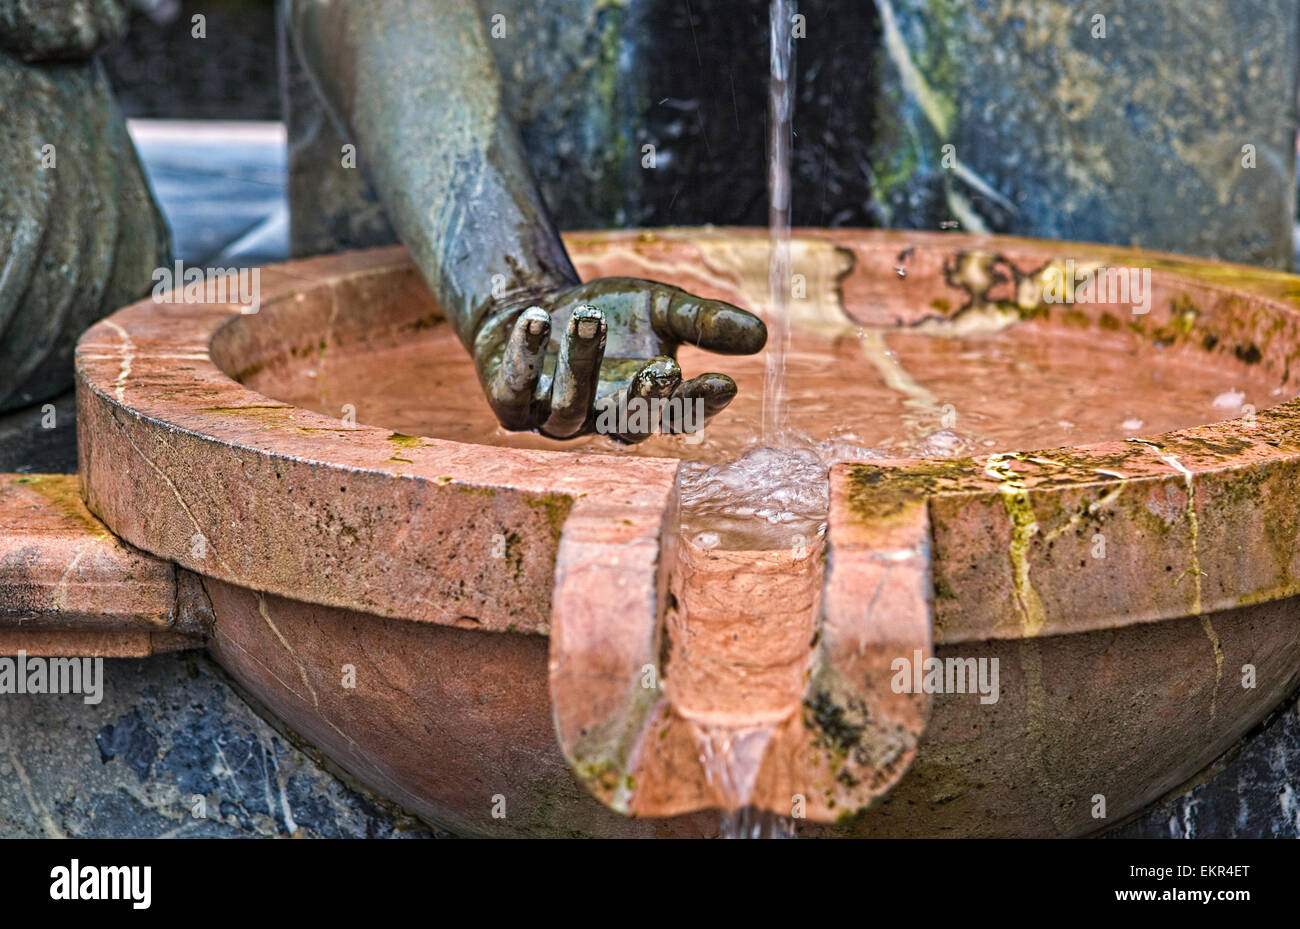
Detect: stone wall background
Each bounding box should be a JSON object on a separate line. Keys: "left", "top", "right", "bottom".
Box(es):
{"left": 102, "top": 1, "right": 1300, "bottom": 267}
{"left": 872, "top": 0, "right": 1300, "bottom": 268}
{"left": 104, "top": 0, "right": 281, "bottom": 121}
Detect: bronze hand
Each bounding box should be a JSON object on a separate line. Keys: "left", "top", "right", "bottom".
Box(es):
{"left": 476, "top": 278, "right": 766, "bottom": 441}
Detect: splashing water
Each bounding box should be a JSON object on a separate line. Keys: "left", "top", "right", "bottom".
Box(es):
{"left": 720, "top": 807, "right": 798, "bottom": 839}
{"left": 693, "top": 723, "right": 775, "bottom": 812}
{"left": 677, "top": 437, "right": 877, "bottom": 550}
{"left": 763, "top": 0, "right": 797, "bottom": 443}
{"left": 674, "top": 435, "right": 878, "bottom": 841}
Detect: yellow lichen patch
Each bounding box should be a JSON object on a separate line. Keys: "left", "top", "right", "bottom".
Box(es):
{"left": 843, "top": 459, "right": 978, "bottom": 528}
{"left": 984, "top": 454, "right": 1046, "bottom": 636}
{"left": 1042, "top": 479, "right": 1127, "bottom": 544}
{"left": 6, "top": 474, "right": 105, "bottom": 534}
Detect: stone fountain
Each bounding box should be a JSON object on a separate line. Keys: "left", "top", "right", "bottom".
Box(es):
{"left": 6, "top": 225, "right": 1299, "bottom": 836}
{"left": 3, "top": 0, "right": 1300, "bottom": 840}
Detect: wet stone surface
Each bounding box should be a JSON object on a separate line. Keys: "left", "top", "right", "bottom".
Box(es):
{"left": 0, "top": 652, "right": 439, "bottom": 839}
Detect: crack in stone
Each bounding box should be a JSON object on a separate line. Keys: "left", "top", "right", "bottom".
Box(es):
{"left": 102, "top": 319, "right": 135, "bottom": 404}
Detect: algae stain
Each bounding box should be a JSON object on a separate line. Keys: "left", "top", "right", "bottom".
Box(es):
{"left": 569, "top": 685, "right": 659, "bottom": 816}
{"left": 1042, "top": 480, "right": 1126, "bottom": 544}
{"left": 1017, "top": 638, "right": 1068, "bottom": 833}
{"left": 523, "top": 493, "right": 575, "bottom": 541}
{"left": 1199, "top": 614, "right": 1224, "bottom": 722}
{"left": 1127, "top": 438, "right": 1222, "bottom": 719}
{"left": 1179, "top": 462, "right": 1224, "bottom": 721}
{"left": 985, "top": 454, "right": 1046, "bottom": 636}
{"left": 197, "top": 404, "right": 293, "bottom": 413}
{"left": 8, "top": 474, "right": 108, "bottom": 534}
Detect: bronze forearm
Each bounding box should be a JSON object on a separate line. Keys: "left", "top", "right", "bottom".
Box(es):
{"left": 285, "top": 0, "right": 579, "bottom": 347}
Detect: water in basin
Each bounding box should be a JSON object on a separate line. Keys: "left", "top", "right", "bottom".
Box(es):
{"left": 241, "top": 308, "right": 1282, "bottom": 487}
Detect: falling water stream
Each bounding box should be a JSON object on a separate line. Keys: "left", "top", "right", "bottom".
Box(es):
{"left": 763, "top": 0, "right": 796, "bottom": 444}
{"left": 693, "top": 0, "right": 803, "bottom": 838}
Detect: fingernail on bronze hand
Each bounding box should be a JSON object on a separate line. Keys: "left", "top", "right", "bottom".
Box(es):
{"left": 541, "top": 304, "right": 607, "bottom": 438}
{"left": 488, "top": 306, "right": 551, "bottom": 430}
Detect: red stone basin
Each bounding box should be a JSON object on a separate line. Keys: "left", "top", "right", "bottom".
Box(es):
{"left": 50, "top": 227, "right": 1300, "bottom": 836}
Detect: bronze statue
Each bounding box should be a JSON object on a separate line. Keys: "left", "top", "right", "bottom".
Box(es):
{"left": 0, "top": 0, "right": 763, "bottom": 443}
{"left": 0, "top": 0, "right": 170, "bottom": 414}
{"left": 283, "top": 0, "right": 766, "bottom": 441}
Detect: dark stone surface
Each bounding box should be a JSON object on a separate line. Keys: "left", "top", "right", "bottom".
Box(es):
{"left": 631, "top": 0, "right": 882, "bottom": 230}
{"left": 106, "top": 0, "right": 1300, "bottom": 268}
{"left": 0, "top": 651, "right": 439, "bottom": 838}
{"left": 1106, "top": 692, "right": 1300, "bottom": 838}
{"left": 0, "top": 0, "right": 128, "bottom": 62}
{"left": 486, "top": 0, "right": 652, "bottom": 231}
{"left": 0, "top": 391, "right": 77, "bottom": 474}
{"left": 103, "top": 0, "right": 281, "bottom": 121}
{"left": 280, "top": 0, "right": 883, "bottom": 251}
{"left": 872, "top": 0, "right": 1300, "bottom": 268}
